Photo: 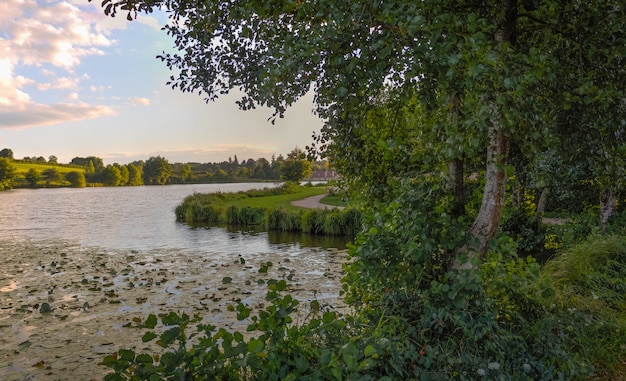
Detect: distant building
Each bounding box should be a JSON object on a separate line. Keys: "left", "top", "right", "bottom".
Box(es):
{"left": 306, "top": 170, "right": 340, "bottom": 181}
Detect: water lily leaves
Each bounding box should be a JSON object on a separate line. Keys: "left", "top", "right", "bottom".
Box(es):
{"left": 258, "top": 261, "right": 273, "bottom": 273}
{"left": 144, "top": 314, "right": 158, "bottom": 328}
{"left": 157, "top": 327, "right": 180, "bottom": 347}
{"left": 39, "top": 302, "right": 52, "bottom": 313}
{"left": 142, "top": 331, "right": 158, "bottom": 342}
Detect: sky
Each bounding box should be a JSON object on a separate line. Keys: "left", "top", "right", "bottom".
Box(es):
{"left": 0, "top": 0, "right": 323, "bottom": 165}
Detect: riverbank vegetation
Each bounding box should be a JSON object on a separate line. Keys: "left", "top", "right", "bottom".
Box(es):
{"left": 175, "top": 183, "right": 362, "bottom": 236}
{"left": 0, "top": 147, "right": 333, "bottom": 190}
{"left": 95, "top": 1, "right": 625, "bottom": 379}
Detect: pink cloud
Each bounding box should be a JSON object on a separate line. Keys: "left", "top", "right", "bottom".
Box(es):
{"left": 0, "top": 0, "right": 121, "bottom": 128}
{"left": 0, "top": 102, "right": 115, "bottom": 129}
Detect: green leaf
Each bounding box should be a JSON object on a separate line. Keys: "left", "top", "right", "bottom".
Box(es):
{"left": 295, "top": 354, "right": 309, "bottom": 371}
{"left": 39, "top": 302, "right": 52, "bottom": 313}
{"left": 248, "top": 338, "right": 264, "bottom": 353}
{"left": 161, "top": 312, "right": 181, "bottom": 326}
{"left": 158, "top": 327, "right": 181, "bottom": 347}
{"left": 101, "top": 354, "right": 118, "bottom": 367}
{"left": 144, "top": 314, "right": 158, "bottom": 329}
{"left": 268, "top": 279, "right": 287, "bottom": 291}
{"left": 135, "top": 353, "right": 153, "bottom": 364}
{"left": 160, "top": 352, "right": 180, "bottom": 369}
{"left": 119, "top": 349, "right": 135, "bottom": 362}
{"left": 364, "top": 344, "right": 377, "bottom": 358}
{"left": 142, "top": 331, "right": 158, "bottom": 342}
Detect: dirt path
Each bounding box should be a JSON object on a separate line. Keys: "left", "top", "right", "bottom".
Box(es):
{"left": 291, "top": 194, "right": 344, "bottom": 210}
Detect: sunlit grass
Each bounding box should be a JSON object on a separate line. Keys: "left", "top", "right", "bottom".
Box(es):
{"left": 222, "top": 186, "right": 326, "bottom": 210}
{"left": 13, "top": 162, "right": 83, "bottom": 176}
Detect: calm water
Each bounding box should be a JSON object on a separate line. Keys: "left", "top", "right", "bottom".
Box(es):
{"left": 0, "top": 183, "right": 348, "bottom": 254}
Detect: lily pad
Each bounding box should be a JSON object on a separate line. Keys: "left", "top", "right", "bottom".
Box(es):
{"left": 39, "top": 302, "right": 52, "bottom": 313}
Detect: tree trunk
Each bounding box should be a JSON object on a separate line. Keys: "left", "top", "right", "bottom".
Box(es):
{"left": 536, "top": 187, "right": 550, "bottom": 229}
{"left": 599, "top": 188, "right": 616, "bottom": 226}
{"left": 449, "top": 158, "right": 465, "bottom": 218}
{"left": 468, "top": 125, "right": 508, "bottom": 259}
{"left": 453, "top": 0, "right": 516, "bottom": 269}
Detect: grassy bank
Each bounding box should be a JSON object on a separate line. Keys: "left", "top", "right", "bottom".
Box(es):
{"left": 11, "top": 162, "right": 84, "bottom": 188}
{"left": 175, "top": 183, "right": 362, "bottom": 236}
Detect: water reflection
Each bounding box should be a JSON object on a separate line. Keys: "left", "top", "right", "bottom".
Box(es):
{"left": 0, "top": 183, "right": 351, "bottom": 255}
{"left": 190, "top": 223, "right": 353, "bottom": 250}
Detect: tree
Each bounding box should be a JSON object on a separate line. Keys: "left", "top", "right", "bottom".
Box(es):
{"left": 0, "top": 148, "right": 14, "bottom": 159}
{"left": 71, "top": 156, "right": 104, "bottom": 171}
{"left": 48, "top": 155, "right": 58, "bottom": 164}
{"left": 0, "top": 158, "right": 16, "bottom": 190}
{"left": 180, "top": 164, "right": 193, "bottom": 183}
{"left": 65, "top": 171, "right": 86, "bottom": 188}
{"left": 116, "top": 163, "right": 130, "bottom": 185}
{"left": 42, "top": 168, "right": 62, "bottom": 185}
{"left": 252, "top": 157, "right": 270, "bottom": 179}
{"left": 280, "top": 147, "right": 312, "bottom": 183}
{"left": 143, "top": 156, "right": 172, "bottom": 185}
{"left": 127, "top": 163, "right": 144, "bottom": 186}
{"left": 94, "top": 1, "right": 625, "bottom": 263}
{"left": 25, "top": 168, "right": 39, "bottom": 188}
{"left": 102, "top": 165, "right": 122, "bottom": 186}
{"left": 86, "top": 160, "right": 95, "bottom": 174}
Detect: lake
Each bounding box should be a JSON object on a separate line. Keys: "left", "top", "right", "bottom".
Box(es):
{"left": 0, "top": 183, "right": 350, "bottom": 380}
{"left": 0, "top": 183, "right": 348, "bottom": 254}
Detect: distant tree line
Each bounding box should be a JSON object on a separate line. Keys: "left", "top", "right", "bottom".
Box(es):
{"left": 0, "top": 147, "right": 325, "bottom": 190}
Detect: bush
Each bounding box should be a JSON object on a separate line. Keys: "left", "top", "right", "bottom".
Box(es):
{"left": 102, "top": 280, "right": 364, "bottom": 381}
{"left": 342, "top": 178, "right": 593, "bottom": 379}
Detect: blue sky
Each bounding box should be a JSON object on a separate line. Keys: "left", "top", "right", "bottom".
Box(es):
{"left": 0, "top": 0, "right": 323, "bottom": 164}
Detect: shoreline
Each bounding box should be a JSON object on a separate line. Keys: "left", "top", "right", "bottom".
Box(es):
{"left": 0, "top": 239, "right": 348, "bottom": 380}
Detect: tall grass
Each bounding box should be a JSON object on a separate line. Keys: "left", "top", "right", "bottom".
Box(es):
{"left": 266, "top": 207, "right": 302, "bottom": 232}
{"left": 176, "top": 184, "right": 362, "bottom": 236}
{"left": 225, "top": 205, "right": 266, "bottom": 226}
{"left": 541, "top": 235, "right": 626, "bottom": 377}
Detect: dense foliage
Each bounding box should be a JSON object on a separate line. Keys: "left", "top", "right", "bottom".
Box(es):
{"left": 1, "top": 148, "right": 328, "bottom": 189}
{"left": 0, "top": 157, "right": 16, "bottom": 190}
{"left": 92, "top": 0, "right": 626, "bottom": 379}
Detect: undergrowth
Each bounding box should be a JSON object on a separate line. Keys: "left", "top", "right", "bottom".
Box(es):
{"left": 104, "top": 179, "right": 626, "bottom": 380}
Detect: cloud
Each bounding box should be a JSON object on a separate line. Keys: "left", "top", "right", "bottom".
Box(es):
{"left": 0, "top": 102, "right": 115, "bottom": 129}
{"left": 0, "top": 0, "right": 122, "bottom": 128}
{"left": 131, "top": 97, "right": 151, "bottom": 106}
{"left": 103, "top": 145, "right": 278, "bottom": 165}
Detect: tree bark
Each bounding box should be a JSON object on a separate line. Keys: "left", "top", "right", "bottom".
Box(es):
{"left": 449, "top": 158, "right": 465, "bottom": 218}
{"left": 469, "top": 125, "right": 508, "bottom": 258}
{"left": 536, "top": 187, "right": 550, "bottom": 229}
{"left": 599, "top": 188, "right": 616, "bottom": 226}
{"left": 453, "top": 0, "right": 516, "bottom": 269}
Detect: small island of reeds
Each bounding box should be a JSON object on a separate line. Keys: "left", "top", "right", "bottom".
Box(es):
{"left": 174, "top": 183, "right": 362, "bottom": 236}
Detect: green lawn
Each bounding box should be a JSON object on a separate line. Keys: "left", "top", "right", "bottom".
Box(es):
{"left": 319, "top": 194, "right": 353, "bottom": 207}
{"left": 220, "top": 186, "right": 327, "bottom": 210}
{"left": 14, "top": 162, "right": 83, "bottom": 177}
